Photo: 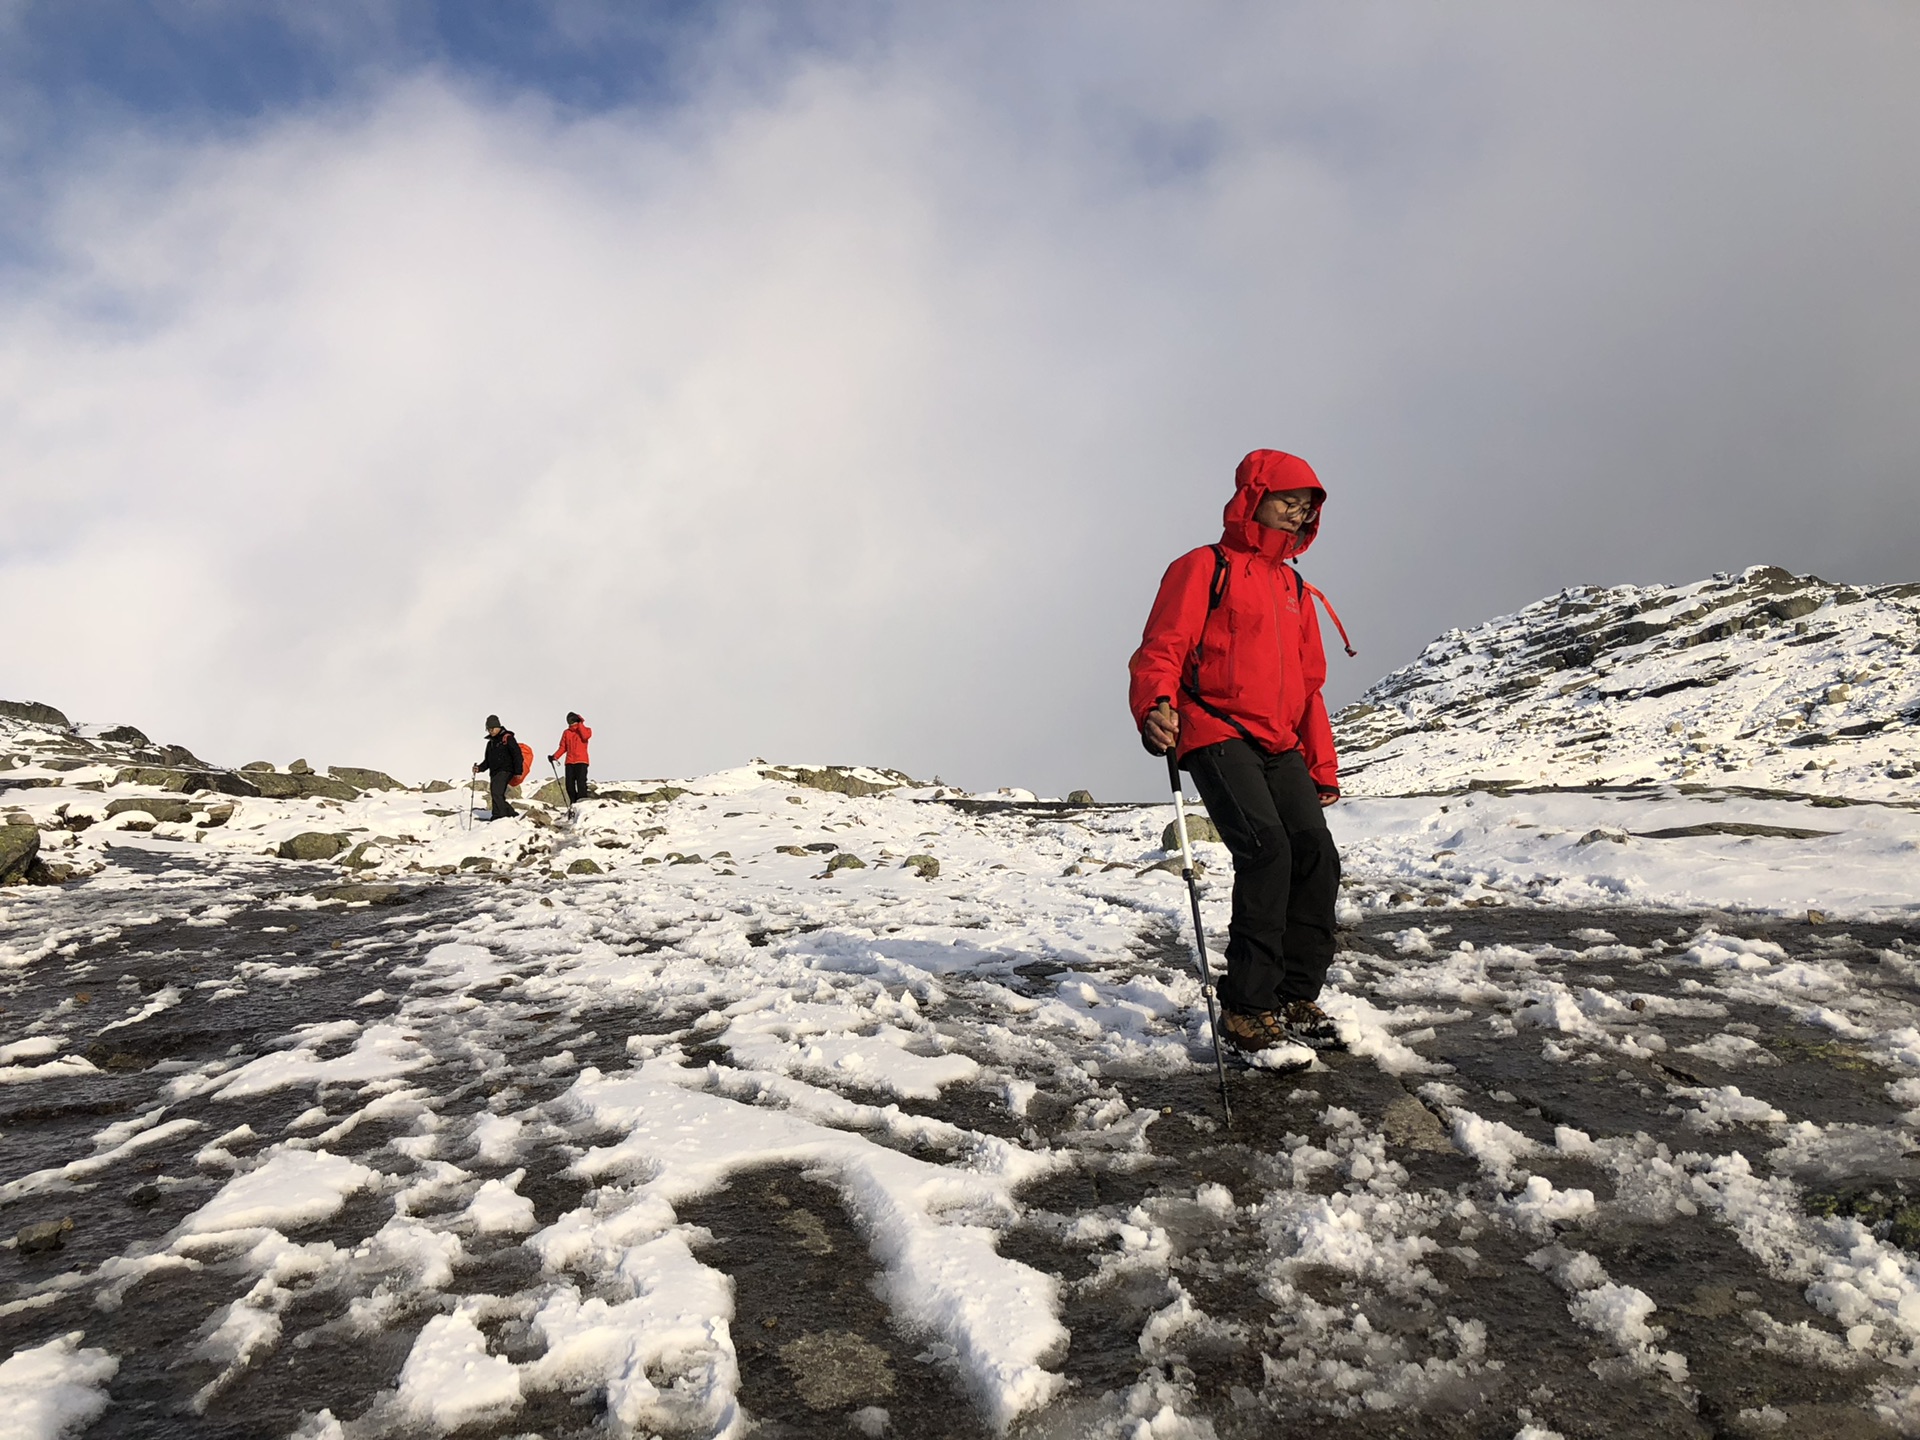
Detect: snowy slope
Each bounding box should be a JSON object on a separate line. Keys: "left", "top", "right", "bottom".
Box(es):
{"left": 5, "top": 699, "right": 1920, "bottom": 1436}
{"left": 1335, "top": 566, "right": 1920, "bottom": 801}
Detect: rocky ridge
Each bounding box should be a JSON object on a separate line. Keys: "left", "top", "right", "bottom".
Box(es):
{"left": 1334, "top": 565, "right": 1920, "bottom": 801}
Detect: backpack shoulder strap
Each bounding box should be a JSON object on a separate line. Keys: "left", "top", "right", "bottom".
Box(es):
{"left": 1207, "top": 544, "right": 1229, "bottom": 612}
{"left": 1290, "top": 564, "right": 1357, "bottom": 657}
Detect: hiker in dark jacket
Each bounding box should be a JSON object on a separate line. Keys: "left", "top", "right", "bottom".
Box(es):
{"left": 1129, "top": 449, "right": 1355, "bottom": 1056}
{"left": 473, "top": 715, "right": 520, "bottom": 821}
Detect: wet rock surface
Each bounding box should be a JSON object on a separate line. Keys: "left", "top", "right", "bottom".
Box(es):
{"left": 3, "top": 845, "right": 1919, "bottom": 1437}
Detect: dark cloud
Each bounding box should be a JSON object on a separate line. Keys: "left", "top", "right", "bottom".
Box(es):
{"left": 1, "top": 4, "right": 1915, "bottom": 798}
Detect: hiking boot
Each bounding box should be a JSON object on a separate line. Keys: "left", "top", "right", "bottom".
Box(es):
{"left": 1221, "top": 1007, "right": 1290, "bottom": 1054}
{"left": 1282, "top": 1000, "right": 1347, "bottom": 1052}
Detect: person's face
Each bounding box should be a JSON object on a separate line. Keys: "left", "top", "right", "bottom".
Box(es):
{"left": 1252, "top": 488, "right": 1319, "bottom": 533}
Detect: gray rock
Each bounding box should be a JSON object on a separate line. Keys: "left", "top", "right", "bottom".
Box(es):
{"left": 824, "top": 853, "right": 867, "bottom": 873}
{"left": 778, "top": 1329, "right": 895, "bottom": 1411}
{"left": 1142, "top": 856, "right": 1206, "bottom": 878}
{"left": 1382, "top": 1095, "right": 1454, "bottom": 1153}
{"left": 329, "top": 766, "right": 402, "bottom": 791}
{"left": 15, "top": 1218, "right": 72, "bottom": 1254}
{"left": 421, "top": 780, "right": 454, "bottom": 793}
{"left": 288, "top": 758, "right": 313, "bottom": 775}
{"left": 759, "top": 766, "right": 899, "bottom": 798}
{"left": 106, "top": 797, "right": 195, "bottom": 824}
{"left": 240, "top": 761, "right": 276, "bottom": 772}
{"left": 903, "top": 854, "right": 940, "bottom": 880}
{"left": 532, "top": 779, "right": 568, "bottom": 806}
{"left": 196, "top": 805, "right": 235, "bottom": 828}
{"left": 97, "top": 725, "right": 149, "bottom": 745}
{"left": 1066, "top": 789, "right": 1095, "bottom": 804}
{"left": 567, "top": 858, "right": 604, "bottom": 875}
{"left": 1162, "top": 815, "right": 1222, "bottom": 850}
{"left": 312, "top": 883, "right": 411, "bottom": 905}
{"left": 246, "top": 772, "right": 358, "bottom": 801}
{"left": 0, "top": 700, "right": 72, "bottom": 730}
{"left": 111, "top": 766, "right": 261, "bottom": 798}
{"left": 278, "top": 832, "right": 350, "bottom": 861}
{"left": 1577, "top": 829, "right": 1629, "bottom": 846}
{"left": 0, "top": 825, "right": 40, "bottom": 885}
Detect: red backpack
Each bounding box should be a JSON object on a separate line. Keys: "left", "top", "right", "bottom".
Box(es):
{"left": 506, "top": 735, "right": 533, "bottom": 787}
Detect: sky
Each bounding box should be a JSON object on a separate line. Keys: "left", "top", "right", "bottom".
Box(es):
{"left": 3, "top": 1, "right": 1917, "bottom": 799}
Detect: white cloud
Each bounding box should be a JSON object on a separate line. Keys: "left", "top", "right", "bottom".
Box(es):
{"left": 3, "top": 4, "right": 1918, "bottom": 795}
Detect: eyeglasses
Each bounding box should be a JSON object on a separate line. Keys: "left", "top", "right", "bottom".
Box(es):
{"left": 1263, "top": 494, "right": 1319, "bottom": 516}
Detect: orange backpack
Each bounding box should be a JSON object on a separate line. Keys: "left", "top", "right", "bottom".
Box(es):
{"left": 510, "top": 740, "right": 532, "bottom": 788}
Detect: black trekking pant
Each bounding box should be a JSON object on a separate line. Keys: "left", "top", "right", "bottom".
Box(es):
{"left": 1182, "top": 740, "right": 1340, "bottom": 1012}
{"left": 488, "top": 769, "right": 515, "bottom": 819}
{"left": 564, "top": 763, "right": 589, "bottom": 803}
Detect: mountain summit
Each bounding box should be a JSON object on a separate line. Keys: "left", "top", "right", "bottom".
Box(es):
{"left": 1335, "top": 566, "right": 1920, "bottom": 799}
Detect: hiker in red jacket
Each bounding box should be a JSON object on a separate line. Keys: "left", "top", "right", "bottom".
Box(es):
{"left": 550, "top": 712, "right": 592, "bottom": 804}
{"left": 1129, "top": 449, "right": 1353, "bottom": 1056}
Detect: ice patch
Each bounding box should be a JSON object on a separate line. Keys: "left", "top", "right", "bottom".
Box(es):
{"left": 0, "top": 1332, "right": 119, "bottom": 1440}
{"left": 181, "top": 1148, "right": 378, "bottom": 1235}
{"left": 397, "top": 1307, "right": 523, "bottom": 1430}
{"left": 467, "top": 1170, "right": 537, "bottom": 1235}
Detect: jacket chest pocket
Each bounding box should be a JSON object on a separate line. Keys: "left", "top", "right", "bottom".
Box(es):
{"left": 1196, "top": 582, "right": 1268, "bottom": 700}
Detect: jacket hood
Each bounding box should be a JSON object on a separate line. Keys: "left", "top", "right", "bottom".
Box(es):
{"left": 1222, "top": 449, "right": 1325, "bottom": 560}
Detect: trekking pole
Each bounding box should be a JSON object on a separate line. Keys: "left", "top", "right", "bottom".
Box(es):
{"left": 550, "top": 757, "right": 571, "bottom": 819}
{"left": 1168, "top": 751, "right": 1232, "bottom": 1126}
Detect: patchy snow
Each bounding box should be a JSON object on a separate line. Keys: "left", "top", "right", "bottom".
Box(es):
{"left": 0, "top": 1332, "right": 119, "bottom": 1440}
{"left": 4, "top": 575, "right": 1920, "bottom": 1435}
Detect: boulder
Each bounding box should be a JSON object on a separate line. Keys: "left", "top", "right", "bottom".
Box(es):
{"left": 288, "top": 758, "right": 313, "bottom": 775}
{"left": 567, "top": 858, "right": 604, "bottom": 875}
{"left": 338, "top": 842, "right": 383, "bottom": 869}
{"left": 111, "top": 766, "right": 261, "bottom": 798}
{"left": 0, "top": 825, "right": 39, "bottom": 884}
{"left": 240, "top": 761, "right": 276, "bottom": 772}
{"left": 0, "top": 700, "right": 72, "bottom": 730}
{"left": 105, "top": 797, "right": 196, "bottom": 824}
{"left": 312, "top": 883, "right": 412, "bottom": 905}
{"left": 760, "top": 766, "right": 898, "bottom": 798}
{"left": 904, "top": 854, "right": 940, "bottom": 880}
{"left": 196, "top": 805, "right": 234, "bottom": 828}
{"left": 329, "top": 766, "right": 402, "bottom": 791}
{"left": 278, "top": 832, "right": 351, "bottom": 861}
{"left": 532, "top": 780, "right": 568, "bottom": 806}
{"left": 1066, "top": 789, "right": 1095, "bottom": 804}
{"left": 15, "top": 1218, "right": 72, "bottom": 1254}
{"left": 1161, "top": 815, "right": 1222, "bottom": 850}
{"left": 97, "top": 725, "right": 149, "bottom": 745}
{"left": 246, "top": 772, "right": 358, "bottom": 801}
{"left": 421, "top": 780, "right": 455, "bottom": 794}
{"left": 824, "top": 853, "right": 867, "bottom": 873}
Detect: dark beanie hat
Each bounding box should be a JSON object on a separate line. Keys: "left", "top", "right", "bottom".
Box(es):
{"left": 485, "top": 714, "right": 501, "bottom": 729}
{"left": 567, "top": 712, "right": 582, "bottom": 724}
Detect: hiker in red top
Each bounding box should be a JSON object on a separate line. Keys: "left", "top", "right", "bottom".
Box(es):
{"left": 550, "top": 713, "right": 592, "bottom": 804}
{"left": 1129, "top": 449, "right": 1353, "bottom": 1056}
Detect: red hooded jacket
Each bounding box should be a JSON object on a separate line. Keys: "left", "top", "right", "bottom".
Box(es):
{"left": 551, "top": 721, "right": 591, "bottom": 765}
{"left": 1128, "top": 450, "right": 1340, "bottom": 791}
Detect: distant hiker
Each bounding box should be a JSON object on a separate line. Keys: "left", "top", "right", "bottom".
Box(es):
{"left": 550, "top": 712, "right": 592, "bottom": 803}
{"left": 473, "top": 715, "right": 521, "bottom": 821}
{"left": 1128, "top": 449, "right": 1354, "bottom": 1057}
